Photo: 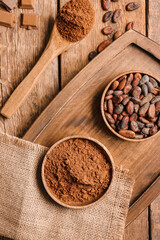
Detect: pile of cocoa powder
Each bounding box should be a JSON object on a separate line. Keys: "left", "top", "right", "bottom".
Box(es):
{"left": 44, "top": 138, "right": 112, "bottom": 204}
{"left": 56, "top": 0, "right": 95, "bottom": 42}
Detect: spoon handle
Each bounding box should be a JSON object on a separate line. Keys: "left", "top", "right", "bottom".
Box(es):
{"left": 1, "top": 35, "right": 70, "bottom": 119}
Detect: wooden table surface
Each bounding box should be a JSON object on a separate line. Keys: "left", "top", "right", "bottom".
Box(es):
{"left": 0, "top": 0, "right": 160, "bottom": 239}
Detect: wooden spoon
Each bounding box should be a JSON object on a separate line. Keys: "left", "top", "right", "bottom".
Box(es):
{"left": 1, "top": 2, "right": 94, "bottom": 118}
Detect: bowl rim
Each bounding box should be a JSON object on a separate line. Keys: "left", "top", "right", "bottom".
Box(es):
{"left": 41, "top": 135, "right": 115, "bottom": 209}
{"left": 101, "top": 71, "right": 160, "bottom": 142}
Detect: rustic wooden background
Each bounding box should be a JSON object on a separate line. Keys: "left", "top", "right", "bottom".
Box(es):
{"left": 0, "top": 0, "right": 160, "bottom": 239}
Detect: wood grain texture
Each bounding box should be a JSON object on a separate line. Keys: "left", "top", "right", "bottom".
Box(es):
{"left": 150, "top": 195, "right": 160, "bottom": 240}
{"left": 60, "top": 0, "right": 146, "bottom": 87}
{"left": 125, "top": 209, "right": 149, "bottom": 240}
{"left": 0, "top": 0, "right": 59, "bottom": 137}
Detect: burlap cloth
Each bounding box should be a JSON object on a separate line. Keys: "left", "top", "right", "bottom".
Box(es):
{"left": 0, "top": 132, "right": 134, "bottom": 240}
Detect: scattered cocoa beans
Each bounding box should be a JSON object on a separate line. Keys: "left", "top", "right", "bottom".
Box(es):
{"left": 103, "top": 11, "right": 113, "bottom": 22}
{"left": 88, "top": 51, "right": 98, "bottom": 61}
{"left": 126, "top": 21, "right": 134, "bottom": 31}
{"left": 102, "top": 26, "right": 113, "bottom": 35}
{"left": 103, "top": 73, "right": 160, "bottom": 139}
{"left": 113, "top": 9, "right": 122, "bottom": 23}
{"left": 102, "top": 0, "right": 111, "bottom": 11}
{"left": 113, "top": 30, "right": 121, "bottom": 40}
{"left": 97, "top": 40, "right": 110, "bottom": 53}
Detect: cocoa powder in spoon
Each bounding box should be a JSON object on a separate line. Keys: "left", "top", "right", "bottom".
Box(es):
{"left": 44, "top": 138, "right": 112, "bottom": 204}
{"left": 56, "top": 0, "right": 95, "bottom": 42}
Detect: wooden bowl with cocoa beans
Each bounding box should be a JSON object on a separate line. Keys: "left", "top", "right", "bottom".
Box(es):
{"left": 101, "top": 71, "right": 160, "bottom": 142}
{"left": 41, "top": 136, "right": 115, "bottom": 209}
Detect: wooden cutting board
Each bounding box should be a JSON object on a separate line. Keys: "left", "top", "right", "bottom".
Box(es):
{"left": 24, "top": 30, "right": 160, "bottom": 225}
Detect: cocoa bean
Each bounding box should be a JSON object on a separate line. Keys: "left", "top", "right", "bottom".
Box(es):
{"left": 146, "top": 81, "right": 154, "bottom": 93}
{"left": 151, "top": 96, "right": 160, "bottom": 104}
{"left": 102, "top": 0, "right": 111, "bottom": 10}
{"left": 112, "top": 95, "right": 123, "bottom": 104}
{"left": 110, "top": 81, "right": 119, "bottom": 90}
{"left": 106, "top": 90, "right": 114, "bottom": 96}
{"left": 121, "top": 116, "right": 129, "bottom": 129}
{"left": 118, "top": 114, "right": 123, "bottom": 121}
{"left": 113, "top": 114, "right": 118, "bottom": 121}
{"left": 103, "top": 11, "right": 113, "bottom": 22}
{"left": 137, "top": 121, "right": 145, "bottom": 129}
{"left": 113, "top": 90, "right": 123, "bottom": 96}
{"left": 126, "top": 101, "right": 134, "bottom": 115}
{"left": 118, "top": 78, "right": 126, "bottom": 90}
{"left": 105, "top": 95, "right": 113, "bottom": 101}
{"left": 124, "top": 84, "right": 132, "bottom": 94}
{"left": 102, "top": 26, "right": 113, "bottom": 35}
{"left": 130, "top": 121, "right": 139, "bottom": 132}
{"left": 141, "top": 84, "right": 148, "bottom": 97}
{"left": 132, "top": 78, "right": 139, "bottom": 87}
{"left": 118, "top": 75, "right": 127, "bottom": 82}
{"left": 148, "top": 117, "right": 158, "bottom": 123}
{"left": 139, "top": 102, "right": 150, "bottom": 115}
{"left": 114, "top": 104, "right": 124, "bottom": 114}
{"left": 88, "top": 51, "right": 98, "bottom": 61}
{"left": 134, "top": 134, "right": 144, "bottom": 139}
{"left": 113, "top": 30, "right": 121, "bottom": 40}
{"left": 104, "top": 101, "right": 107, "bottom": 111}
{"left": 139, "top": 75, "right": 149, "bottom": 86}
{"left": 113, "top": 9, "right": 122, "bottom": 23}
{"left": 155, "top": 101, "right": 160, "bottom": 112}
{"left": 119, "top": 130, "right": 135, "bottom": 138}
{"left": 140, "top": 94, "right": 144, "bottom": 100}
{"left": 97, "top": 40, "right": 110, "bottom": 53}
{"left": 149, "top": 125, "right": 158, "bottom": 135}
{"left": 105, "top": 113, "right": 115, "bottom": 124}
{"left": 128, "top": 73, "right": 134, "bottom": 83}
{"left": 122, "top": 111, "right": 129, "bottom": 116}
{"left": 108, "top": 99, "right": 114, "bottom": 114}
{"left": 149, "top": 77, "right": 158, "bottom": 88}
{"left": 122, "top": 94, "right": 129, "bottom": 99}
{"left": 126, "top": 2, "right": 141, "bottom": 11}
{"left": 146, "top": 123, "right": 154, "bottom": 128}
{"left": 134, "top": 104, "right": 139, "bottom": 113}
{"left": 131, "top": 97, "right": 141, "bottom": 104}
{"left": 111, "top": 123, "right": 116, "bottom": 130}
{"left": 126, "top": 21, "right": 134, "bottom": 31}
{"left": 139, "top": 117, "right": 150, "bottom": 124}
{"left": 130, "top": 113, "right": 138, "bottom": 121}
{"left": 154, "top": 88, "right": 159, "bottom": 95}
{"left": 134, "top": 73, "right": 142, "bottom": 80}
{"left": 142, "top": 128, "right": 150, "bottom": 135}
{"left": 140, "top": 93, "right": 153, "bottom": 106}
{"left": 148, "top": 104, "right": 155, "bottom": 118}
{"left": 132, "top": 86, "right": 141, "bottom": 98}
{"left": 122, "top": 97, "right": 131, "bottom": 105}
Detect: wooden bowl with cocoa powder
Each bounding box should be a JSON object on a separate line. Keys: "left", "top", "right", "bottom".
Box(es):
{"left": 41, "top": 136, "right": 115, "bottom": 209}
{"left": 101, "top": 71, "right": 160, "bottom": 142}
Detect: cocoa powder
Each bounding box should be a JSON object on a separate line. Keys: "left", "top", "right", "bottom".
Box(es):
{"left": 56, "top": 0, "right": 95, "bottom": 42}
{"left": 44, "top": 138, "right": 112, "bottom": 204}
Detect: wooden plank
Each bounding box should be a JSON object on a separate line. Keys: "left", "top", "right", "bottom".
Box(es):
{"left": 126, "top": 176, "right": 160, "bottom": 226}
{"left": 124, "top": 209, "right": 149, "bottom": 240}
{"left": 60, "top": 0, "right": 146, "bottom": 87}
{"left": 150, "top": 195, "right": 160, "bottom": 240}
{"left": 0, "top": 0, "right": 59, "bottom": 137}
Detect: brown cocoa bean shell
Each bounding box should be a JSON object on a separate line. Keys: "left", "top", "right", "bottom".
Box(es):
{"left": 110, "top": 123, "right": 116, "bottom": 130}
{"left": 104, "top": 101, "right": 107, "bottom": 111}
{"left": 118, "top": 114, "right": 123, "bottom": 121}
{"left": 108, "top": 99, "right": 114, "bottom": 114}
{"left": 139, "top": 117, "right": 150, "bottom": 124}
{"left": 139, "top": 94, "right": 144, "bottom": 100}
{"left": 134, "top": 73, "right": 142, "bottom": 80}
{"left": 102, "top": 26, "right": 113, "bottom": 35}
{"left": 118, "top": 78, "right": 127, "bottom": 90}
{"left": 134, "top": 134, "right": 144, "bottom": 139}
{"left": 139, "top": 102, "right": 150, "bottom": 115}
{"left": 123, "top": 84, "right": 132, "bottom": 94}
{"left": 142, "top": 128, "right": 150, "bottom": 135}
{"left": 130, "top": 121, "right": 139, "bottom": 132}
{"left": 132, "top": 78, "right": 139, "bottom": 87}
{"left": 110, "top": 81, "right": 119, "bottom": 90}
{"left": 126, "top": 101, "right": 134, "bottom": 115}
{"left": 146, "top": 81, "right": 154, "bottom": 93}
{"left": 105, "top": 113, "right": 115, "bottom": 124}
{"left": 148, "top": 117, "right": 158, "bottom": 123}
{"left": 140, "top": 93, "right": 153, "bottom": 106}
{"left": 118, "top": 75, "right": 127, "bottom": 82}
{"left": 121, "top": 116, "right": 129, "bottom": 129}
{"left": 149, "top": 125, "right": 158, "bottom": 136}
{"left": 126, "top": 21, "right": 135, "bottom": 31}
{"left": 132, "top": 86, "right": 141, "bottom": 98}
{"left": 130, "top": 113, "right": 138, "bottom": 121}
{"left": 122, "top": 111, "right": 129, "bottom": 116}
{"left": 131, "top": 97, "right": 141, "bottom": 104}
{"left": 126, "top": 2, "right": 140, "bottom": 11}
{"left": 113, "top": 30, "right": 121, "bottom": 40}
{"left": 137, "top": 121, "right": 145, "bottom": 129}
{"left": 148, "top": 104, "right": 155, "bottom": 118}
{"left": 113, "top": 114, "right": 118, "bottom": 121}
{"left": 155, "top": 101, "right": 160, "bottom": 112}
{"left": 88, "top": 51, "right": 98, "bottom": 61}
{"left": 146, "top": 123, "right": 154, "bottom": 128}
{"left": 149, "top": 77, "right": 158, "bottom": 88}
{"left": 122, "top": 97, "right": 131, "bottom": 106}
{"left": 114, "top": 104, "right": 124, "bottom": 114}
{"left": 113, "top": 9, "right": 122, "bottom": 23}
{"left": 128, "top": 73, "right": 134, "bottom": 83}
{"left": 119, "top": 130, "right": 135, "bottom": 138}
{"left": 106, "top": 90, "right": 114, "bottom": 96}
{"left": 103, "top": 11, "right": 113, "bottom": 22}
{"left": 151, "top": 96, "right": 160, "bottom": 104}
{"left": 112, "top": 95, "right": 123, "bottom": 104}
{"left": 102, "top": 0, "right": 111, "bottom": 10}
{"left": 105, "top": 95, "right": 113, "bottom": 100}
{"left": 97, "top": 40, "right": 110, "bottom": 53}
{"left": 139, "top": 75, "right": 149, "bottom": 86}
{"left": 141, "top": 84, "right": 148, "bottom": 97}
{"left": 113, "top": 90, "right": 123, "bottom": 96}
